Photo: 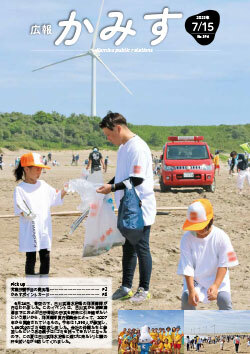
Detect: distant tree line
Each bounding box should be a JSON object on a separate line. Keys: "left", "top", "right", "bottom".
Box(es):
{"left": 0, "top": 111, "right": 249, "bottom": 153}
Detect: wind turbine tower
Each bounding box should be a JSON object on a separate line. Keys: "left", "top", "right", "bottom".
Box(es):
{"left": 33, "top": 0, "right": 132, "bottom": 116}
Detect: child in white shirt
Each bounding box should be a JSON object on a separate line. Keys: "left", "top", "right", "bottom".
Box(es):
{"left": 177, "top": 199, "right": 238, "bottom": 310}
{"left": 13, "top": 152, "right": 67, "bottom": 276}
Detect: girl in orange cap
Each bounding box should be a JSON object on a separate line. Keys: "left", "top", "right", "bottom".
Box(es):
{"left": 177, "top": 199, "right": 238, "bottom": 310}
{"left": 13, "top": 152, "right": 67, "bottom": 276}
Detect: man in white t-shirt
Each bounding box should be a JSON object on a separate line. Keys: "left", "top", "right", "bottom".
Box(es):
{"left": 97, "top": 112, "right": 156, "bottom": 302}
{"left": 177, "top": 199, "right": 238, "bottom": 310}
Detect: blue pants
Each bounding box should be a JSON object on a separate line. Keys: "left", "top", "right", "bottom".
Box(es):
{"left": 122, "top": 226, "right": 152, "bottom": 291}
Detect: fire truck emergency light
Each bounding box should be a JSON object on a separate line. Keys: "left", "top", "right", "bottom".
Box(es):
{"left": 168, "top": 136, "right": 204, "bottom": 141}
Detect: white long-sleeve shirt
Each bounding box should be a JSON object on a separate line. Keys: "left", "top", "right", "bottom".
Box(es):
{"left": 14, "top": 180, "right": 63, "bottom": 252}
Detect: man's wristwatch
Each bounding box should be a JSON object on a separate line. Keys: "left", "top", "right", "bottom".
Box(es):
{"left": 111, "top": 184, "right": 116, "bottom": 192}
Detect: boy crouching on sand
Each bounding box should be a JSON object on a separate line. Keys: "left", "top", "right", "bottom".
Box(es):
{"left": 177, "top": 199, "right": 238, "bottom": 310}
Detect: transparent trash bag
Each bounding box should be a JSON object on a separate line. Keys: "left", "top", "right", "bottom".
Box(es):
{"left": 67, "top": 178, "right": 125, "bottom": 257}
{"left": 81, "top": 168, "right": 89, "bottom": 180}
{"left": 83, "top": 195, "right": 125, "bottom": 257}
{"left": 87, "top": 169, "right": 103, "bottom": 184}
{"left": 67, "top": 178, "right": 103, "bottom": 212}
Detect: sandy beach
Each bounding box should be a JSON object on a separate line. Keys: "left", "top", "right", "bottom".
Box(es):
{"left": 184, "top": 337, "right": 250, "bottom": 353}
{"left": 0, "top": 148, "right": 249, "bottom": 353}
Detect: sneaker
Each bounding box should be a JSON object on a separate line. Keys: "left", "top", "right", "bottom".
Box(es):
{"left": 129, "top": 287, "right": 151, "bottom": 303}
{"left": 112, "top": 286, "right": 133, "bottom": 300}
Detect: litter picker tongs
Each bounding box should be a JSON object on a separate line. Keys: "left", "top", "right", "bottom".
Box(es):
{"left": 16, "top": 199, "right": 33, "bottom": 215}
{"left": 69, "top": 207, "right": 89, "bottom": 235}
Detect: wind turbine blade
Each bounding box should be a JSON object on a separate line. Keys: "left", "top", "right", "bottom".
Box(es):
{"left": 91, "top": 0, "right": 105, "bottom": 49}
{"left": 32, "top": 52, "right": 89, "bottom": 72}
{"left": 95, "top": 55, "right": 133, "bottom": 95}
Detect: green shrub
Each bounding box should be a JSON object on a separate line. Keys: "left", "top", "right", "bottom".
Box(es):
{"left": 22, "top": 141, "right": 40, "bottom": 150}
{"left": 0, "top": 112, "right": 249, "bottom": 153}
{"left": 5, "top": 144, "right": 18, "bottom": 151}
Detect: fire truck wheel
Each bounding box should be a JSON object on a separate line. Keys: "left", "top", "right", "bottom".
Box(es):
{"left": 204, "top": 178, "right": 216, "bottom": 193}
{"left": 160, "top": 176, "right": 171, "bottom": 192}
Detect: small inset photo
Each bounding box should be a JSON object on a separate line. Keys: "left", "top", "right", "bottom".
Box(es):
{"left": 118, "top": 310, "right": 184, "bottom": 353}
{"left": 184, "top": 310, "right": 250, "bottom": 353}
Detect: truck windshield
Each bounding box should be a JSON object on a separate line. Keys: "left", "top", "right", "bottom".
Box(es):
{"left": 167, "top": 145, "right": 209, "bottom": 160}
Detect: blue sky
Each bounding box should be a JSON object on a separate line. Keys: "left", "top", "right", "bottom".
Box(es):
{"left": 1, "top": 0, "right": 250, "bottom": 125}
{"left": 118, "top": 310, "right": 184, "bottom": 332}
{"left": 185, "top": 311, "right": 250, "bottom": 335}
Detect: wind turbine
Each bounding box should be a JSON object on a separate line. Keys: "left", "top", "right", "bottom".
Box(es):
{"left": 33, "top": 0, "right": 132, "bottom": 116}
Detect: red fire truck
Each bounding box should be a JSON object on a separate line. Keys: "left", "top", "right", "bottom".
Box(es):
{"left": 160, "top": 136, "right": 215, "bottom": 192}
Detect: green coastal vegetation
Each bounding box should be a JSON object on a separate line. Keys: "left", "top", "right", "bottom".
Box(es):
{"left": 0, "top": 111, "right": 249, "bottom": 155}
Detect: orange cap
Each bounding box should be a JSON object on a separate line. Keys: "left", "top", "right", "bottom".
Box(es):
{"left": 20, "top": 152, "right": 51, "bottom": 169}
{"left": 183, "top": 199, "right": 213, "bottom": 231}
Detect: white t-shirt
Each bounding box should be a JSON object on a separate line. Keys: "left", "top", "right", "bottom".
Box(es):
{"left": 114, "top": 135, "right": 156, "bottom": 226}
{"left": 177, "top": 226, "right": 238, "bottom": 295}
{"left": 14, "top": 180, "right": 63, "bottom": 252}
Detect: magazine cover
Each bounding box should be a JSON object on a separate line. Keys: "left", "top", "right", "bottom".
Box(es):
{"left": 0, "top": 0, "right": 249, "bottom": 353}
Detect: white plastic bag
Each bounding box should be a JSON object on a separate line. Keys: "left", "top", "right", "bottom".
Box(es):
{"left": 67, "top": 178, "right": 103, "bottom": 212}
{"left": 87, "top": 169, "right": 103, "bottom": 184}
{"left": 83, "top": 195, "right": 125, "bottom": 257}
{"left": 81, "top": 167, "right": 89, "bottom": 180}
{"left": 67, "top": 178, "right": 125, "bottom": 257}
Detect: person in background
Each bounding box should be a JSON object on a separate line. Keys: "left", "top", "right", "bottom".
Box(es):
{"left": 87, "top": 147, "right": 104, "bottom": 174}
{"left": 233, "top": 335, "right": 240, "bottom": 353}
{"left": 195, "top": 336, "right": 199, "bottom": 351}
{"left": 0, "top": 154, "right": 3, "bottom": 170}
{"left": 120, "top": 338, "right": 131, "bottom": 354}
{"left": 163, "top": 338, "right": 171, "bottom": 353}
{"left": 229, "top": 151, "right": 236, "bottom": 175}
{"left": 42, "top": 155, "right": 48, "bottom": 173}
{"left": 75, "top": 153, "right": 79, "bottom": 166}
{"left": 165, "top": 327, "right": 173, "bottom": 350}
{"left": 47, "top": 152, "right": 52, "bottom": 162}
{"left": 171, "top": 327, "right": 176, "bottom": 350}
{"left": 198, "top": 337, "right": 203, "bottom": 351}
{"left": 232, "top": 151, "right": 250, "bottom": 194}
{"left": 15, "top": 156, "right": 21, "bottom": 167}
{"left": 213, "top": 150, "right": 220, "bottom": 175}
{"left": 71, "top": 154, "right": 76, "bottom": 166}
{"left": 190, "top": 338, "right": 194, "bottom": 350}
{"left": 84, "top": 158, "right": 89, "bottom": 167}
{"left": 174, "top": 326, "right": 183, "bottom": 354}
{"left": 130, "top": 337, "right": 139, "bottom": 353}
{"left": 220, "top": 337, "right": 224, "bottom": 350}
